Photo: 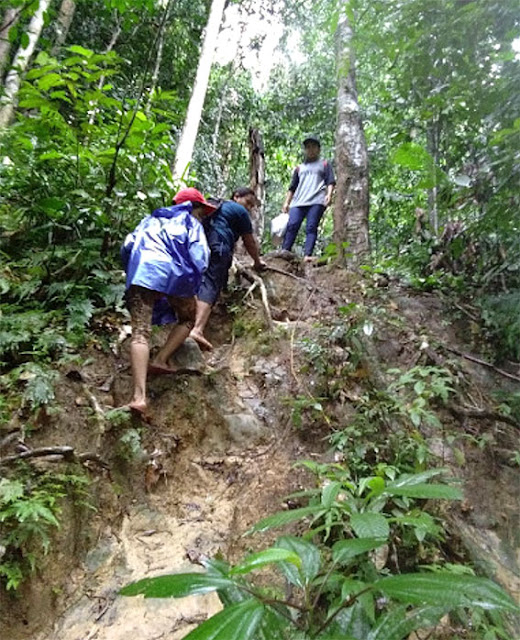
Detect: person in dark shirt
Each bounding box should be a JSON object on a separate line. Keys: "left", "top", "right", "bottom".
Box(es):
{"left": 178, "top": 187, "right": 265, "bottom": 351}
{"left": 282, "top": 135, "right": 335, "bottom": 261}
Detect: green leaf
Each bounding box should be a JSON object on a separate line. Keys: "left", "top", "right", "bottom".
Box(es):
{"left": 0, "top": 479, "right": 25, "bottom": 504}
{"left": 366, "top": 605, "right": 446, "bottom": 640}
{"left": 120, "top": 572, "right": 235, "bottom": 598}
{"left": 37, "top": 73, "right": 65, "bottom": 92}
{"left": 276, "top": 536, "right": 321, "bottom": 586}
{"left": 385, "top": 484, "right": 462, "bottom": 500}
{"left": 322, "top": 481, "right": 342, "bottom": 507}
{"left": 332, "top": 538, "right": 386, "bottom": 565}
{"left": 247, "top": 506, "right": 325, "bottom": 533}
{"left": 350, "top": 513, "right": 390, "bottom": 539}
{"left": 392, "top": 143, "right": 433, "bottom": 171}
{"left": 230, "top": 548, "right": 301, "bottom": 576}
{"left": 67, "top": 45, "right": 94, "bottom": 58}
{"left": 376, "top": 573, "right": 520, "bottom": 612}
{"left": 182, "top": 599, "right": 265, "bottom": 640}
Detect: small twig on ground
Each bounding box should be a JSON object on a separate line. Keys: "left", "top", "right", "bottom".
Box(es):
{"left": 0, "top": 446, "right": 109, "bottom": 469}
{"left": 445, "top": 346, "right": 520, "bottom": 384}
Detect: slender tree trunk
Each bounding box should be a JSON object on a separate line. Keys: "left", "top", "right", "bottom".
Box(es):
{"left": 0, "top": 7, "right": 19, "bottom": 80}
{"left": 0, "top": 0, "right": 52, "bottom": 128}
{"left": 427, "top": 116, "right": 440, "bottom": 235}
{"left": 51, "top": 0, "right": 76, "bottom": 56}
{"left": 172, "top": 0, "right": 227, "bottom": 182}
{"left": 145, "top": 1, "right": 171, "bottom": 114}
{"left": 88, "top": 15, "right": 122, "bottom": 125}
{"left": 249, "top": 128, "right": 265, "bottom": 240}
{"left": 333, "top": 7, "right": 370, "bottom": 267}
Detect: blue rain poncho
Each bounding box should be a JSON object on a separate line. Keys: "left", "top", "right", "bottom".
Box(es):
{"left": 121, "top": 202, "right": 210, "bottom": 298}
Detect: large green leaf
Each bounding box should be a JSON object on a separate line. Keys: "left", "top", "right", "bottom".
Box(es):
{"left": 350, "top": 513, "right": 390, "bottom": 539}
{"left": 182, "top": 599, "right": 265, "bottom": 640}
{"left": 248, "top": 506, "right": 325, "bottom": 533}
{"left": 230, "top": 548, "right": 301, "bottom": 575}
{"left": 385, "top": 483, "right": 462, "bottom": 500}
{"left": 276, "top": 536, "right": 321, "bottom": 586}
{"left": 120, "top": 573, "right": 235, "bottom": 598}
{"left": 386, "top": 470, "right": 446, "bottom": 488}
{"left": 332, "top": 538, "right": 387, "bottom": 565}
{"left": 366, "top": 605, "right": 446, "bottom": 640}
{"left": 376, "top": 573, "right": 519, "bottom": 612}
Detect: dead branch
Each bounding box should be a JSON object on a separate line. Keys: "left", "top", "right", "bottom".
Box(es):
{"left": 449, "top": 405, "right": 519, "bottom": 430}
{"left": 445, "top": 346, "right": 520, "bottom": 384}
{"left": 234, "top": 261, "right": 273, "bottom": 331}
{"left": 265, "top": 265, "right": 313, "bottom": 288}
{"left": 82, "top": 385, "right": 106, "bottom": 449}
{"left": 0, "top": 446, "right": 109, "bottom": 469}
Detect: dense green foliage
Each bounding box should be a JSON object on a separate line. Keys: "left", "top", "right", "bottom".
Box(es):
{"left": 121, "top": 467, "right": 519, "bottom": 639}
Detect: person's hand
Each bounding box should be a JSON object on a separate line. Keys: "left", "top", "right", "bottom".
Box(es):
{"left": 253, "top": 259, "right": 267, "bottom": 272}
{"left": 324, "top": 194, "right": 331, "bottom": 208}
{"left": 282, "top": 203, "right": 289, "bottom": 214}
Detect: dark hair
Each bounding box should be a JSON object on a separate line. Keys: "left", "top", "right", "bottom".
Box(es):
{"left": 231, "top": 187, "right": 255, "bottom": 200}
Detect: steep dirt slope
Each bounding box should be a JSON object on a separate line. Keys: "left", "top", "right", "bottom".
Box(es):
{"left": 1, "top": 257, "right": 519, "bottom": 639}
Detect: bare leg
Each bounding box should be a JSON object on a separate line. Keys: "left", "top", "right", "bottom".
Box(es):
{"left": 153, "top": 324, "right": 191, "bottom": 368}
{"left": 189, "top": 299, "right": 214, "bottom": 350}
{"left": 129, "top": 340, "right": 149, "bottom": 412}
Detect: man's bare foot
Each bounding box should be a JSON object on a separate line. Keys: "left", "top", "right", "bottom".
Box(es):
{"left": 124, "top": 400, "right": 148, "bottom": 416}
{"left": 148, "top": 363, "right": 179, "bottom": 375}
{"left": 189, "top": 329, "right": 213, "bottom": 351}
{"left": 303, "top": 255, "right": 315, "bottom": 263}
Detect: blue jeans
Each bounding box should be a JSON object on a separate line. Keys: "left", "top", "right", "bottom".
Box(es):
{"left": 282, "top": 204, "right": 326, "bottom": 256}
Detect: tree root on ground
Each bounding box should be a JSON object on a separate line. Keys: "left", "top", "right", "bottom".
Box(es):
{"left": 0, "top": 445, "right": 109, "bottom": 469}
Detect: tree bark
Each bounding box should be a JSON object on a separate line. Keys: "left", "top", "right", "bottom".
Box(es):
{"left": 172, "top": 0, "right": 227, "bottom": 182}
{"left": 333, "top": 7, "right": 370, "bottom": 267}
{"left": 0, "top": 7, "right": 19, "bottom": 80}
{"left": 426, "top": 116, "right": 440, "bottom": 235}
{"left": 87, "top": 14, "right": 122, "bottom": 125}
{"left": 249, "top": 127, "right": 266, "bottom": 240}
{"left": 0, "top": 0, "right": 52, "bottom": 128}
{"left": 51, "top": 0, "right": 77, "bottom": 56}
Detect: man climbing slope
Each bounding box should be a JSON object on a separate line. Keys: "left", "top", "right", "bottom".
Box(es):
{"left": 281, "top": 135, "right": 336, "bottom": 261}
{"left": 185, "top": 187, "right": 266, "bottom": 351}
{"left": 121, "top": 188, "right": 214, "bottom": 415}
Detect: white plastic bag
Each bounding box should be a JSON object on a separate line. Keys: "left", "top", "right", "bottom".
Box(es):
{"left": 271, "top": 212, "right": 289, "bottom": 246}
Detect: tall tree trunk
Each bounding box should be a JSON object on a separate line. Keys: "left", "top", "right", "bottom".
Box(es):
{"left": 0, "top": 7, "right": 20, "bottom": 80}
{"left": 51, "top": 0, "right": 76, "bottom": 56}
{"left": 145, "top": 1, "right": 171, "bottom": 114}
{"left": 88, "top": 14, "right": 122, "bottom": 125}
{"left": 333, "top": 7, "right": 370, "bottom": 267}
{"left": 172, "top": 0, "right": 227, "bottom": 182}
{"left": 426, "top": 116, "right": 441, "bottom": 235}
{"left": 249, "top": 128, "right": 265, "bottom": 240}
{"left": 0, "top": 0, "right": 52, "bottom": 128}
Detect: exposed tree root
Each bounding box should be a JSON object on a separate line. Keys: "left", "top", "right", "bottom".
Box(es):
{"left": 0, "top": 445, "right": 109, "bottom": 469}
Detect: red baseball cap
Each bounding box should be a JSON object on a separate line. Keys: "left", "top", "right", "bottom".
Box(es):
{"left": 173, "top": 188, "right": 217, "bottom": 215}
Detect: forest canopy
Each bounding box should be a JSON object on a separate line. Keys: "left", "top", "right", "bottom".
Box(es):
{"left": 0, "top": 0, "right": 519, "bottom": 363}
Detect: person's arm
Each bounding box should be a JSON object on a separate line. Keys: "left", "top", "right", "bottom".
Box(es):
{"left": 282, "top": 190, "right": 294, "bottom": 214}
{"left": 324, "top": 183, "right": 334, "bottom": 208}
{"left": 242, "top": 233, "right": 266, "bottom": 270}
{"left": 323, "top": 161, "right": 336, "bottom": 208}
{"left": 282, "top": 167, "right": 300, "bottom": 213}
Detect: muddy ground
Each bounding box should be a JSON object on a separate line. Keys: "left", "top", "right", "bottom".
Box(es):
{"left": 1, "top": 257, "right": 519, "bottom": 639}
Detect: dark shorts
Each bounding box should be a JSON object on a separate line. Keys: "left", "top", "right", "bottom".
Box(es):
{"left": 197, "top": 252, "right": 233, "bottom": 305}
{"left": 127, "top": 285, "right": 196, "bottom": 343}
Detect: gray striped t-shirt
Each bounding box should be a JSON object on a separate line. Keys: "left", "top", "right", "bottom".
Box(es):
{"left": 289, "top": 159, "right": 335, "bottom": 208}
